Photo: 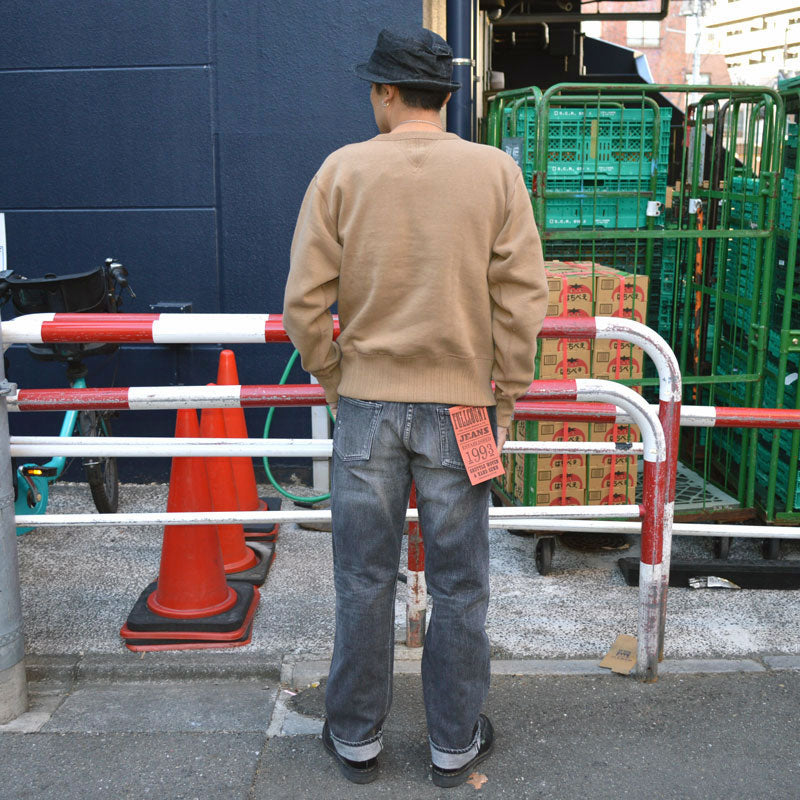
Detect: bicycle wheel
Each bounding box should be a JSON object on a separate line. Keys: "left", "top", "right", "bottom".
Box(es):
{"left": 78, "top": 410, "right": 119, "bottom": 513}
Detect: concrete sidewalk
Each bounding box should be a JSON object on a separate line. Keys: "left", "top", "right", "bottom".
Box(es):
{"left": 2, "top": 655, "right": 800, "bottom": 799}
{"left": 4, "top": 481, "right": 800, "bottom": 798}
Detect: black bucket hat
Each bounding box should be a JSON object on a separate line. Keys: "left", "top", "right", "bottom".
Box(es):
{"left": 354, "top": 26, "right": 461, "bottom": 92}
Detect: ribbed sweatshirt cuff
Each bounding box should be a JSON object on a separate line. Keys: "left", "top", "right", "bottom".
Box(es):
{"left": 314, "top": 365, "right": 342, "bottom": 405}
{"left": 494, "top": 395, "right": 516, "bottom": 428}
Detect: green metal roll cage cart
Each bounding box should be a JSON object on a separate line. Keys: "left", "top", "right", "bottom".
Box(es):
{"left": 486, "top": 82, "right": 800, "bottom": 557}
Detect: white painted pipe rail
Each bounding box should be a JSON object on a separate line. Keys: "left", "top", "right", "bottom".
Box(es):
{"left": 9, "top": 436, "right": 644, "bottom": 459}
{"left": 15, "top": 505, "right": 644, "bottom": 528}
{"left": 16, "top": 513, "right": 800, "bottom": 541}
{"left": 4, "top": 313, "right": 676, "bottom": 682}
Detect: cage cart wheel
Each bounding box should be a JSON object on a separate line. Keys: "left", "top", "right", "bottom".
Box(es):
{"left": 535, "top": 536, "right": 555, "bottom": 576}
{"left": 713, "top": 536, "right": 731, "bottom": 560}
{"left": 763, "top": 537, "right": 781, "bottom": 561}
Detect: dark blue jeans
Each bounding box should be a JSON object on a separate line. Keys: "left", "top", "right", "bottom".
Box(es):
{"left": 325, "top": 396, "right": 494, "bottom": 769}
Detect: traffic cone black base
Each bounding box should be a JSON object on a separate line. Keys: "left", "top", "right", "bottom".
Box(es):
{"left": 123, "top": 581, "right": 257, "bottom": 636}
{"left": 122, "top": 622, "right": 255, "bottom": 651}
{"left": 224, "top": 541, "right": 274, "bottom": 586}
{"left": 244, "top": 496, "right": 282, "bottom": 541}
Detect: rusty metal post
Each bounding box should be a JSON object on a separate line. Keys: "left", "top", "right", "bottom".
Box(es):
{"left": 574, "top": 378, "right": 668, "bottom": 682}
{"left": 405, "top": 483, "right": 426, "bottom": 647}
{"left": 638, "top": 457, "right": 670, "bottom": 682}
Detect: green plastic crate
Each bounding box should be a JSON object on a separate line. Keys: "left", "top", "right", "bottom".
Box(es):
{"left": 754, "top": 432, "right": 800, "bottom": 511}
{"left": 540, "top": 175, "right": 668, "bottom": 229}
{"left": 515, "top": 105, "right": 672, "bottom": 180}
{"left": 544, "top": 237, "right": 660, "bottom": 272}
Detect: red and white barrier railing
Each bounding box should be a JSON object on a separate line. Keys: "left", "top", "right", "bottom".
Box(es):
{"left": 3, "top": 312, "right": 684, "bottom": 669}
{"left": 9, "top": 374, "right": 670, "bottom": 681}
{"left": 4, "top": 313, "right": 683, "bottom": 681}
{"left": 13, "top": 387, "right": 800, "bottom": 430}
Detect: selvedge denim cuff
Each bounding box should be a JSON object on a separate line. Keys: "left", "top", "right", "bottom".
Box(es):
{"left": 330, "top": 728, "right": 384, "bottom": 762}
{"left": 429, "top": 728, "right": 480, "bottom": 770}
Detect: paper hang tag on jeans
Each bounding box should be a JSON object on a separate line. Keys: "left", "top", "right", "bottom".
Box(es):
{"left": 449, "top": 406, "right": 505, "bottom": 486}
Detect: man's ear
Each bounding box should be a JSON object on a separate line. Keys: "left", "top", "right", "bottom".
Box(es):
{"left": 442, "top": 92, "right": 452, "bottom": 107}
{"left": 384, "top": 84, "right": 399, "bottom": 104}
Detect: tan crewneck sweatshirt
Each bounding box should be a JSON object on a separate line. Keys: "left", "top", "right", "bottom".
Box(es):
{"left": 283, "top": 129, "right": 547, "bottom": 427}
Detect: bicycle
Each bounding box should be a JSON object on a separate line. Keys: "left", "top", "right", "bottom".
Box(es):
{"left": 0, "top": 259, "right": 134, "bottom": 533}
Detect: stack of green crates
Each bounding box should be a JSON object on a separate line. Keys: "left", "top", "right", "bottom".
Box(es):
{"left": 755, "top": 429, "right": 800, "bottom": 511}
{"left": 507, "top": 103, "right": 674, "bottom": 393}
{"left": 752, "top": 120, "right": 800, "bottom": 512}
{"left": 651, "top": 237, "right": 680, "bottom": 337}
{"left": 508, "top": 105, "right": 672, "bottom": 230}
{"left": 504, "top": 102, "right": 674, "bottom": 338}
{"left": 719, "top": 140, "right": 800, "bottom": 512}
{"left": 545, "top": 237, "right": 660, "bottom": 271}
{"left": 711, "top": 174, "right": 765, "bottom": 493}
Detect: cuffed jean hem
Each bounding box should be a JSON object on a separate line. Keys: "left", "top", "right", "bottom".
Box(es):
{"left": 330, "top": 729, "right": 384, "bottom": 762}
{"left": 429, "top": 730, "right": 480, "bottom": 770}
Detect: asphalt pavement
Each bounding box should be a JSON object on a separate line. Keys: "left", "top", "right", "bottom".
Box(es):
{"left": 2, "top": 656, "right": 800, "bottom": 799}
{"left": 2, "top": 481, "right": 800, "bottom": 798}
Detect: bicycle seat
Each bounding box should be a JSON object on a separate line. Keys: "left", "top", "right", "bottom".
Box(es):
{"left": 2, "top": 265, "right": 120, "bottom": 362}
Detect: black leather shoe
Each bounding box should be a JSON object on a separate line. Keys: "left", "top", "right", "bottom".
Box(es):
{"left": 431, "top": 714, "right": 495, "bottom": 788}
{"left": 322, "top": 720, "right": 379, "bottom": 784}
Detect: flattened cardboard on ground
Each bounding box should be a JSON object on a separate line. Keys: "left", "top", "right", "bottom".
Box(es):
{"left": 599, "top": 634, "right": 638, "bottom": 674}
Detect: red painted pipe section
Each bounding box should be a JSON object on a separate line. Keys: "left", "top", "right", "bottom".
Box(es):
{"left": 538, "top": 317, "right": 598, "bottom": 339}
{"left": 407, "top": 484, "right": 424, "bottom": 572}
{"left": 406, "top": 483, "right": 427, "bottom": 648}
{"left": 640, "top": 460, "right": 668, "bottom": 567}
{"left": 239, "top": 385, "right": 324, "bottom": 407}
{"left": 264, "top": 318, "right": 292, "bottom": 343}
{"left": 15, "top": 387, "right": 131, "bottom": 411}
{"left": 515, "top": 401, "right": 618, "bottom": 422}
{"left": 41, "top": 314, "right": 160, "bottom": 343}
{"left": 714, "top": 407, "right": 800, "bottom": 427}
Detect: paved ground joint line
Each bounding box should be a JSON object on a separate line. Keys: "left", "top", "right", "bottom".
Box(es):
{"left": 0, "top": 691, "right": 67, "bottom": 733}
{"left": 279, "top": 656, "right": 772, "bottom": 688}
{"left": 267, "top": 688, "right": 324, "bottom": 737}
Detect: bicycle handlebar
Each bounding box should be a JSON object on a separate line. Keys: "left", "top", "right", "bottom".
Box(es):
{"left": 104, "top": 258, "right": 136, "bottom": 299}
{"left": 0, "top": 271, "right": 14, "bottom": 304}
{"left": 0, "top": 259, "right": 135, "bottom": 309}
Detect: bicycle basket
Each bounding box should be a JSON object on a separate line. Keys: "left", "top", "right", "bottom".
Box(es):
{"left": 7, "top": 266, "right": 119, "bottom": 361}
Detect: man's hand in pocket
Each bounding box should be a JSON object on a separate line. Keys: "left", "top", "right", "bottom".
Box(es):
{"left": 497, "top": 426, "right": 508, "bottom": 452}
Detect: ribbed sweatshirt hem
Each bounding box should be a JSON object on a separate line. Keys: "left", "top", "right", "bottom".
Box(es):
{"left": 337, "top": 352, "right": 497, "bottom": 409}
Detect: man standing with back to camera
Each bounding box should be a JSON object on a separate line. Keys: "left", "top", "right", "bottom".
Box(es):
{"left": 283, "top": 25, "right": 546, "bottom": 788}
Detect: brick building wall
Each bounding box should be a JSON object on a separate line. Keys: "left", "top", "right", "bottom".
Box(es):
{"left": 585, "top": 0, "right": 729, "bottom": 88}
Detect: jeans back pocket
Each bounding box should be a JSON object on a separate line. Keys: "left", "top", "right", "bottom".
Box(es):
{"left": 332, "top": 397, "right": 383, "bottom": 461}
{"left": 436, "top": 407, "right": 467, "bottom": 471}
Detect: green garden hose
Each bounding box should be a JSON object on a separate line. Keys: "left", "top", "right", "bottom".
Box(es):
{"left": 262, "top": 348, "right": 334, "bottom": 504}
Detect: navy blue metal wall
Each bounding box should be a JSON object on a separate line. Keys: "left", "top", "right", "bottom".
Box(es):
{"left": 0, "top": 0, "right": 420, "bottom": 480}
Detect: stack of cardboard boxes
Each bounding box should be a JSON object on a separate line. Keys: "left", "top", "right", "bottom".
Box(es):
{"left": 502, "top": 262, "right": 648, "bottom": 507}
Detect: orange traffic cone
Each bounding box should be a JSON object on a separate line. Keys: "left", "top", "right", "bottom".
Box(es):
{"left": 120, "top": 624, "right": 257, "bottom": 651}
{"left": 200, "top": 402, "right": 273, "bottom": 586}
{"left": 148, "top": 409, "right": 236, "bottom": 618}
{"left": 120, "top": 409, "right": 260, "bottom": 650}
{"left": 217, "top": 349, "right": 281, "bottom": 540}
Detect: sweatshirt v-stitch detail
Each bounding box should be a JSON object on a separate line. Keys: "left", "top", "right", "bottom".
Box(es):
{"left": 398, "top": 138, "right": 441, "bottom": 171}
